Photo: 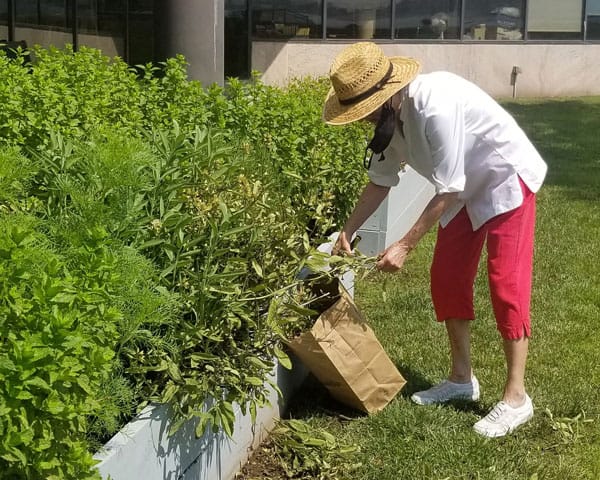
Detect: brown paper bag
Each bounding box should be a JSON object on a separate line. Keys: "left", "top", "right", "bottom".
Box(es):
{"left": 286, "top": 283, "right": 406, "bottom": 413}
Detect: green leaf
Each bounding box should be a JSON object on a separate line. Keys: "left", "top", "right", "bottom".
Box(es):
{"left": 162, "top": 383, "right": 178, "bottom": 404}
{"left": 15, "top": 390, "right": 34, "bottom": 400}
{"left": 24, "top": 376, "right": 51, "bottom": 391}
{"left": 44, "top": 393, "right": 65, "bottom": 414}
{"left": 283, "top": 302, "right": 318, "bottom": 317}
{"left": 50, "top": 292, "right": 77, "bottom": 304}
{"left": 246, "top": 356, "right": 270, "bottom": 370}
{"left": 76, "top": 375, "right": 92, "bottom": 394}
{"left": 190, "top": 352, "right": 219, "bottom": 362}
{"left": 251, "top": 259, "right": 263, "bottom": 278}
{"left": 139, "top": 238, "right": 166, "bottom": 249}
{"left": 221, "top": 225, "right": 253, "bottom": 237}
{"left": 167, "top": 361, "right": 182, "bottom": 382}
{"left": 0, "top": 357, "right": 17, "bottom": 371}
{"left": 1, "top": 447, "right": 27, "bottom": 465}
{"left": 245, "top": 376, "right": 264, "bottom": 386}
{"left": 194, "top": 413, "right": 211, "bottom": 438}
{"left": 274, "top": 346, "right": 292, "bottom": 370}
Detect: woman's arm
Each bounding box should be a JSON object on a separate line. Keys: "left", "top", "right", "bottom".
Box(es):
{"left": 334, "top": 181, "right": 391, "bottom": 254}
{"left": 376, "top": 191, "right": 460, "bottom": 272}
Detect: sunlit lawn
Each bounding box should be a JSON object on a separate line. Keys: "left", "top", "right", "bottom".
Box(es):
{"left": 286, "top": 97, "right": 600, "bottom": 480}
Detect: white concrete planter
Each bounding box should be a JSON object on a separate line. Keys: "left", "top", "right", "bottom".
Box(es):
{"left": 357, "top": 167, "right": 435, "bottom": 256}
{"left": 94, "top": 358, "right": 308, "bottom": 480}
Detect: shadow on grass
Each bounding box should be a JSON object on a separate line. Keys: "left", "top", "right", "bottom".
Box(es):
{"left": 502, "top": 99, "right": 600, "bottom": 204}
{"left": 284, "top": 373, "right": 366, "bottom": 421}
{"left": 396, "top": 362, "right": 490, "bottom": 417}
{"left": 285, "top": 363, "right": 492, "bottom": 421}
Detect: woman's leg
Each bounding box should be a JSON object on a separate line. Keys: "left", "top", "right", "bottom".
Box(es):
{"left": 430, "top": 208, "right": 485, "bottom": 382}
{"left": 473, "top": 179, "right": 537, "bottom": 437}
{"left": 486, "top": 178, "right": 536, "bottom": 406}
{"left": 503, "top": 336, "right": 529, "bottom": 406}
{"left": 411, "top": 209, "right": 485, "bottom": 406}
{"left": 445, "top": 318, "right": 473, "bottom": 383}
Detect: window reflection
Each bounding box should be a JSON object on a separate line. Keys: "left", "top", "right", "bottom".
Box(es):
{"left": 527, "top": 0, "right": 582, "bottom": 40}
{"left": 0, "top": 0, "right": 8, "bottom": 41}
{"left": 252, "top": 0, "right": 322, "bottom": 39}
{"left": 77, "top": 0, "right": 125, "bottom": 59}
{"left": 41, "top": 0, "right": 68, "bottom": 28}
{"left": 15, "top": 0, "right": 72, "bottom": 49}
{"left": 463, "top": 0, "right": 524, "bottom": 40}
{"left": 127, "top": 0, "right": 154, "bottom": 65}
{"left": 225, "top": 0, "right": 249, "bottom": 78}
{"left": 326, "top": 0, "right": 391, "bottom": 39}
{"left": 16, "top": 0, "right": 39, "bottom": 25}
{"left": 587, "top": 0, "right": 600, "bottom": 40}
{"left": 395, "top": 0, "right": 460, "bottom": 39}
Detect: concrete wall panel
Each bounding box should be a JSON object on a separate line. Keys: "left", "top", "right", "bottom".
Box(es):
{"left": 253, "top": 41, "right": 600, "bottom": 98}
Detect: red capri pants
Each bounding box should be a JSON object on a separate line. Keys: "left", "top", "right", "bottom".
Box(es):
{"left": 430, "top": 178, "right": 536, "bottom": 340}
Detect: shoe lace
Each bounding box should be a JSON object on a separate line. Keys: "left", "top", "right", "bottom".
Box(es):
{"left": 486, "top": 402, "right": 509, "bottom": 422}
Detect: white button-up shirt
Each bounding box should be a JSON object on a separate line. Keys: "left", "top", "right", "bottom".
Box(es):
{"left": 368, "top": 71, "right": 547, "bottom": 230}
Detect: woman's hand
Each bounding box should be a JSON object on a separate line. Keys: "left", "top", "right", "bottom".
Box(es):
{"left": 333, "top": 231, "right": 353, "bottom": 256}
{"left": 376, "top": 242, "right": 411, "bottom": 272}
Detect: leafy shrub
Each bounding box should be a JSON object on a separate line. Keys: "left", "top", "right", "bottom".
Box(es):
{"left": 0, "top": 46, "right": 208, "bottom": 150}
{"left": 131, "top": 126, "right": 311, "bottom": 436}
{"left": 0, "top": 126, "right": 311, "bottom": 453}
{"left": 0, "top": 215, "right": 114, "bottom": 480}
{"left": 0, "top": 137, "right": 184, "bottom": 478}
{"left": 0, "top": 46, "right": 369, "bottom": 231}
{"left": 207, "top": 75, "right": 370, "bottom": 229}
{"left": 0, "top": 148, "right": 35, "bottom": 210}
{"left": 0, "top": 45, "right": 372, "bottom": 478}
{"left": 21, "top": 126, "right": 312, "bottom": 439}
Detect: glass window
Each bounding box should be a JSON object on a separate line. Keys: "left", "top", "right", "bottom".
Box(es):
{"left": 527, "top": 0, "right": 583, "bottom": 40}
{"left": 252, "top": 0, "right": 322, "bottom": 39}
{"left": 327, "top": 0, "right": 391, "bottom": 39}
{"left": 127, "top": 0, "right": 155, "bottom": 65}
{"left": 15, "top": 0, "right": 72, "bottom": 49}
{"left": 586, "top": 0, "right": 600, "bottom": 40}
{"left": 40, "top": 0, "right": 68, "bottom": 28}
{"left": 225, "top": 0, "right": 249, "bottom": 78}
{"left": 395, "top": 0, "right": 460, "bottom": 39}
{"left": 0, "top": 0, "right": 8, "bottom": 42}
{"left": 463, "top": 0, "right": 524, "bottom": 40}
{"left": 77, "top": 0, "right": 125, "bottom": 59}
{"left": 16, "top": 0, "right": 38, "bottom": 25}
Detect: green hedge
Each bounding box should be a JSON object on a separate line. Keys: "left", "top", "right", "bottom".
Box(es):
{"left": 0, "top": 46, "right": 369, "bottom": 227}
{"left": 0, "top": 46, "right": 370, "bottom": 479}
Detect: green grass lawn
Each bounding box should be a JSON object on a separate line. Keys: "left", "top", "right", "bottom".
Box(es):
{"left": 284, "top": 98, "right": 600, "bottom": 480}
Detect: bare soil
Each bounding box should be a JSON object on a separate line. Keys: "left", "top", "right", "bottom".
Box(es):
{"left": 235, "top": 374, "right": 361, "bottom": 480}
{"left": 235, "top": 439, "right": 286, "bottom": 480}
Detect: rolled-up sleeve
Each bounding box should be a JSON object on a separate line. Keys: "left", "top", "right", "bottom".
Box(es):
{"left": 423, "top": 104, "right": 466, "bottom": 194}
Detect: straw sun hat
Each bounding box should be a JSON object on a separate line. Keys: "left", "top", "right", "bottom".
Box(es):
{"left": 322, "top": 42, "right": 421, "bottom": 125}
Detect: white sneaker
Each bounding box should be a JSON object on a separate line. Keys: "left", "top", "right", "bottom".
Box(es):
{"left": 473, "top": 394, "right": 534, "bottom": 438}
{"left": 411, "top": 377, "right": 480, "bottom": 405}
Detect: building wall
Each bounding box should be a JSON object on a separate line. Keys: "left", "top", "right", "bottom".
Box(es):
{"left": 10, "top": 27, "right": 123, "bottom": 58}
{"left": 252, "top": 41, "right": 600, "bottom": 98}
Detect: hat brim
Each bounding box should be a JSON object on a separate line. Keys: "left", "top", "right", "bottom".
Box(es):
{"left": 322, "top": 56, "right": 422, "bottom": 126}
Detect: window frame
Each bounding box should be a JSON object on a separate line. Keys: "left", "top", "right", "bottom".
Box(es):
{"left": 249, "top": 0, "right": 596, "bottom": 43}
